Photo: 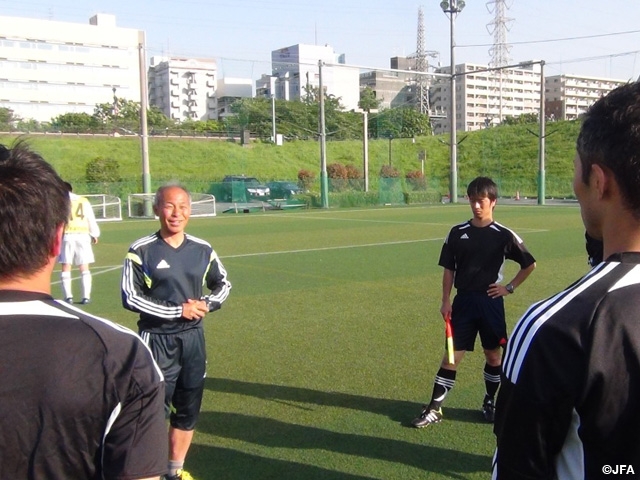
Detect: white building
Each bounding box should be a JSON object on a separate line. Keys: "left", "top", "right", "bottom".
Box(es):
{"left": 430, "top": 62, "right": 542, "bottom": 134}
{"left": 0, "top": 14, "right": 143, "bottom": 123}
{"left": 148, "top": 56, "right": 217, "bottom": 122}
{"left": 216, "top": 77, "right": 253, "bottom": 119}
{"left": 270, "top": 44, "right": 359, "bottom": 111}
{"left": 545, "top": 74, "right": 626, "bottom": 121}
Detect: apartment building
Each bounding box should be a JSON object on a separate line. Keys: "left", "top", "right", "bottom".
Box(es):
{"left": 545, "top": 74, "right": 626, "bottom": 121}
{"left": 269, "top": 44, "right": 359, "bottom": 110}
{"left": 0, "top": 14, "right": 143, "bottom": 123}
{"left": 148, "top": 56, "right": 217, "bottom": 122}
{"left": 430, "top": 62, "right": 542, "bottom": 134}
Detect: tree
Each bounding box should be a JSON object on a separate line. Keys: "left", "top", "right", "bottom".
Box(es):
{"left": 372, "top": 107, "right": 431, "bottom": 138}
{"left": 501, "top": 113, "right": 538, "bottom": 126}
{"left": 0, "top": 107, "right": 18, "bottom": 130}
{"left": 146, "top": 106, "right": 175, "bottom": 130}
{"left": 15, "top": 118, "right": 43, "bottom": 132}
{"left": 51, "top": 112, "right": 100, "bottom": 132}
{"left": 228, "top": 97, "right": 273, "bottom": 137}
{"left": 93, "top": 97, "right": 175, "bottom": 132}
{"left": 358, "top": 87, "right": 381, "bottom": 113}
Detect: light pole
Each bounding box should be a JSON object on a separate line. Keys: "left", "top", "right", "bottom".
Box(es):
{"left": 271, "top": 94, "right": 276, "bottom": 143}
{"left": 388, "top": 135, "right": 393, "bottom": 166}
{"left": 270, "top": 76, "right": 277, "bottom": 144}
{"left": 440, "top": 0, "right": 465, "bottom": 203}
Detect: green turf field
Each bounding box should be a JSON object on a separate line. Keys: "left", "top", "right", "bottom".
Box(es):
{"left": 54, "top": 203, "right": 588, "bottom": 479}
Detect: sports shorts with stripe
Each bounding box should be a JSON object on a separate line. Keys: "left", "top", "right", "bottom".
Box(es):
{"left": 451, "top": 291, "right": 506, "bottom": 351}
{"left": 141, "top": 327, "right": 206, "bottom": 431}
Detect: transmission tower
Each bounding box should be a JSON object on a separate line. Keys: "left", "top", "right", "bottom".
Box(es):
{"left": 486, "top": 0, "right": 514, "bottom": 68}
{"left": 486, "top": 0, "right": 514, "bottom": 124}
{"left": 415, "top": 6, "right": 429, "bottom": 115}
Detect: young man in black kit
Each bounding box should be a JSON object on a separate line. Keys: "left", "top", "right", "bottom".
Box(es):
{"left": 122, "top": 184, "right": 232, "bottom": 480}
{"left": 0, "top": 141, "right": 167, "bottom": 480}
{"left": 412, "top": 176, "right": 536, "bottom": 428}
{"left": 493, "top": 82, "right": 640, "bottom": 479}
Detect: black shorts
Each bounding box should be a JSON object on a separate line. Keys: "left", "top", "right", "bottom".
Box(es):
{"left": 140, "top": 327, "right": 206, "bottom": 431}
{"left": 450, "top": 292, "right": 507, "bottom": 352}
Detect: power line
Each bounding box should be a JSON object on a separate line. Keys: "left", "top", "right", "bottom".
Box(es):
{"left": 460, "top": 29, "right": 640, "bottom": 48}
{"left": 545, "top": 50, "right": 640, "bottom": 66}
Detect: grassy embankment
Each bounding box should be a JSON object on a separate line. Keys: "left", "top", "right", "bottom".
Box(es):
{"left": 1, "top": 119, "right": 580, "bottom": 198}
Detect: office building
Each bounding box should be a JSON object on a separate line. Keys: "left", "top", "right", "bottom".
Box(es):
{"left": 216, "top": 77, "right": 253, "bottom": 119}
{"left": 270, "top": 44, "right": 359, "bottom": 110}
{"left": 0, "top": 14, "right": 143, "bottom": 123}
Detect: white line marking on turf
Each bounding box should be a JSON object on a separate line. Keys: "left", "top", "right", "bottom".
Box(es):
{"left": 53, "top": 227, "right": 548, "bottom": 280}
{"left": 50, "top": 265, "right": 123, "bottom": 285}
{"left": 222, "top": 237, "right": 445, "bottom": 258}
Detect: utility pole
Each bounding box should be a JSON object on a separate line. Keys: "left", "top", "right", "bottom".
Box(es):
{"left": 271, "top": 94, "right": 276, "bottom": 143}
{"left": 138, "top": 31, "right": 151, "bottom": 216}
{"left": 440, "top": 0, "right": 465, "bottom": 203}
{"left": 363, "top": 110, "right": 369, "bottom": 192}
{"left": 318, "top": 60, "right": 328, "bottom": 208}
{"left": 538, "top": 61, "right": 546, "bottom": 205}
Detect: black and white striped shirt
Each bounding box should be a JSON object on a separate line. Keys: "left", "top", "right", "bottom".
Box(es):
{"left": 439, "top": 220, "right": 535, "bottom": 292}
{"left": 493, "top": 252, "right": 640, "bottom": 479}
{"left": 0, "top": 290, "right": 167, "bottom": 479}
{"left": 121, "top": 231, "right": 231, "bottom": 334}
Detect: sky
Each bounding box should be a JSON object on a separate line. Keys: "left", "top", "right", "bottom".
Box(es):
{"left": 3, "top": 0, "right": 640, "bottom": 82}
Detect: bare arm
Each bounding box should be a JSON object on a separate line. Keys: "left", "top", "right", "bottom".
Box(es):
{"left": 440, "top": 268, "right": 455, "bottom": 319}
{"left": 488, "top": 262, "right": 536, "bottom": 298}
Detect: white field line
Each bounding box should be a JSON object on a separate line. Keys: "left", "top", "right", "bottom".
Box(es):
{"left": 50, "top": 265, "right": 123, "bottom": 285}
{"left": 51, "top": 228, "right": 547, "bottom": 282}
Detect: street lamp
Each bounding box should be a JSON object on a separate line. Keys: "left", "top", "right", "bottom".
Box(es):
{"left": 388, "top": 134, "right": 393, "bottom": 166}
{"left": 440, "top": 0, "right": 465, "bottom": 203}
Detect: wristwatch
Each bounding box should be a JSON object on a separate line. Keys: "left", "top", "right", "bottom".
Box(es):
{"left": 505, "top": 283, "right": 515, "bottom": 294}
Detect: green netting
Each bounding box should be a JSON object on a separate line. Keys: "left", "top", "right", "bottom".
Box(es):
{"left": 378, "top": 177, "right": 404, "bottom": 205}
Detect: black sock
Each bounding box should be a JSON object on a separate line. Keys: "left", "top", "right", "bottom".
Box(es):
{"left": 484, "top": 363, "right": 501, "bottom": 399}
{"left": 429, "top": 368, "right": 456, "bottom": 410}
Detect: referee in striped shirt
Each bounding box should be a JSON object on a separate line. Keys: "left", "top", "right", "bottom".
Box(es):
{"left": 0, "top": 141, "right": 166, "bottom": 479}
{"left": 122, "top": 184, "right": 231, "bottom": 480}
{"left": 493, "top": 82, "right": 640, "bottom": 478}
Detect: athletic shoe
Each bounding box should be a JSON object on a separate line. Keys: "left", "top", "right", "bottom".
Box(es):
{"left": 81, "top": 298, "right": 90, "bottom": 305}
{"left": 411, "top": 406, "right": 443, "bottom": 428}
{"left": 65, "top": 298, "right": 73, "bottom": 304}
{"left": 482, "top": 397, "right": 495, "bottom": 423}
{"left": 165, "top": 469, "right": 194, "bottom": 480}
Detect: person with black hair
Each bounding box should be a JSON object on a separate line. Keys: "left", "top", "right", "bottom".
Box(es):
{"left": 494, "top": 82, "right": 640, "bottom": 478}
{"left": 58, "top": 181, "right": 100, "bottom": 304}
{"left": 411, "top": 176, "right": 536, "bottom": 428}
{"left": 0, "top": 141, "right": 166, "bottom": 479}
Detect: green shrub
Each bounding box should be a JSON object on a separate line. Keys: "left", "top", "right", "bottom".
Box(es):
{"left": 327, "top": 163, "right": 349, "bottom": 192}
{"left": 297, "top": 169, "right": 316, "bottom": 190}
{"left": 405, "top": 170, "right": 427, "bottom": 191}
{"left": 380, "top": 165, "right": 400, "bottom": 178}
{"left": 85, "top": 156, "right": 121, "bottom": 183}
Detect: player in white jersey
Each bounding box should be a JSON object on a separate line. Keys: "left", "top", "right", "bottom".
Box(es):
{"left": 58, "top": 182, "right": 100, "bottom": 304}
